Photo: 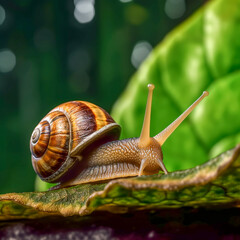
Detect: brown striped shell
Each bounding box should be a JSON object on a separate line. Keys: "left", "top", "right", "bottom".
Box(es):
{"left": 30, "top": 101, "right": 121, "bottom": 183}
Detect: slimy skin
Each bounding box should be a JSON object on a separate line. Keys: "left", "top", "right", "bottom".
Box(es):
{"left": 59, "top": 137, "right": 165, "bottom": 188}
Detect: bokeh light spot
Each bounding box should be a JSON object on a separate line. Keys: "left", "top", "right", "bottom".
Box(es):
{"left": 125, "top": 4, "right": 148, "bottom": 25}
{"left": 119, "top": 0, "right": 132, "bottom": 3}
{"left": 131, "top": 41, "right": 152, "bottom": 68}
{"left": 165, "top": 0, "right": 186, "bottom": 19}
{"left": 0, "top": 5, "right": 6, "bottom": 25}
{"left": 74, "top": 0, "right": 94, "bottom": 5}
{"left": 69, "top": 71, "right": 90, "bottom": 93}
{"left": 68, "top": 48, "right": 90, "bottom": 72}
{"left": 34, "top": 28, "right": 55, "bottom": 51}
{"left": 74, "top": 0, "right": 95, "bottom": 24}
{"left": 0, "top": 49, "right": 16, "bottom": 73}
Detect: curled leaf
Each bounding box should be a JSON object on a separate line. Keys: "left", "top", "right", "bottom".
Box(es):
{"left": 0, "top": 145, "right": 239, "bottom": 221}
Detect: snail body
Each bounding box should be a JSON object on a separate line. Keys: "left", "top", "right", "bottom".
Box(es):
{"left": 30, "top": 84, "right": 208, "bottom": 189}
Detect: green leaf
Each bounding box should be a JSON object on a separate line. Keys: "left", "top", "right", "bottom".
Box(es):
{"left": 0, "top": 145, "right": 239, "bottom": 221}
{"left": 111, "top": 0, "right": 240, "bottom": 171}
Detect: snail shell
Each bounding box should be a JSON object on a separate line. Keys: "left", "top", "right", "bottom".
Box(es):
{"left": 30, "top": 101, "right": 121, "bottom": 183}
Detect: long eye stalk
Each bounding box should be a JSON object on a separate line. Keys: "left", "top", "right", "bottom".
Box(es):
{"left": 138, "top": 84, "right": 155, "bottom": 148}
{"left": 154, "top": 91, "right": 209, "bottom": 146}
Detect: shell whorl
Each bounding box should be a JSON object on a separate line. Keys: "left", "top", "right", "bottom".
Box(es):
{"left": 30, "top": 101, "right": 120, "bottom": 183}
{"left": 30, "top": 111, "right": 70, "bottom": 180}
{"left": 31, "top": 121, "right": 50, "bottom": 158}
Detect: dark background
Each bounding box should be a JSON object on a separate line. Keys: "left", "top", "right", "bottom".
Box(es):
{"left": 0, "top": 0, "right": 205, "bottom": 193}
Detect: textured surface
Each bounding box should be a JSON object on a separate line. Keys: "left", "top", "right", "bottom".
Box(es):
{"left": 31, "top": 101, "right": 117, "bottom": 181}
{"left": 111, "top": 0, "right": 240, "bottom": 172}
{"left": 0, "top": 145, "right": 239, "bottom": 221}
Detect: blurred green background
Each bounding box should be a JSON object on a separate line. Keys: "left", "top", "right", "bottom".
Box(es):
{"left": 0, "top": 0, "right": 214, "bottom": 194}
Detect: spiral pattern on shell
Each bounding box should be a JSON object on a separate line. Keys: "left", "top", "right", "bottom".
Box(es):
{"left": 30, "top": 101, "right": 119, "bottom": 182}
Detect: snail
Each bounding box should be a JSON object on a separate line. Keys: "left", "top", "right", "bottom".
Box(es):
{"left": 30, "top": 84, "right": 208, "bottom": 189}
